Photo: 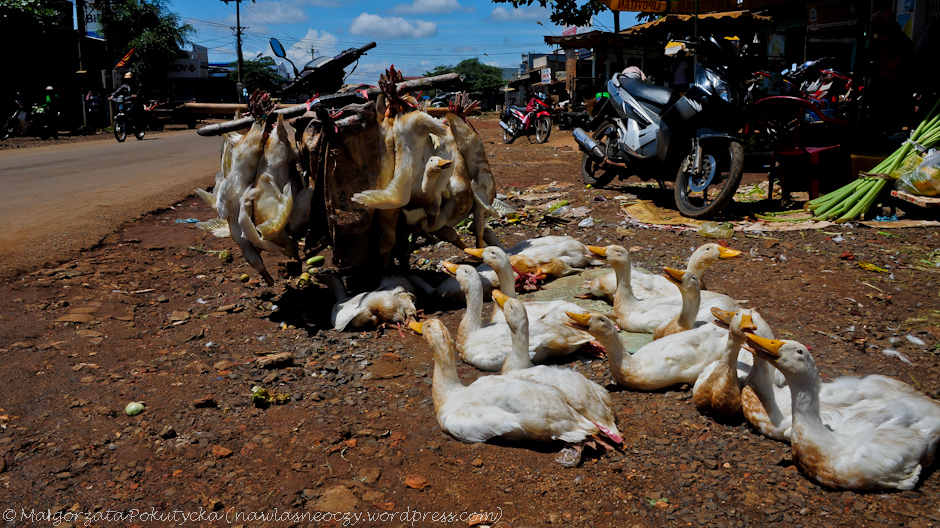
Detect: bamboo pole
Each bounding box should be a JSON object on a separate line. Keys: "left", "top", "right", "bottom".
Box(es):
{"left": 196, "top": 73, "right": 464, "bottom": 137}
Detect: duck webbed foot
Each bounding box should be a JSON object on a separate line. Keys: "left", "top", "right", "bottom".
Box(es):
{"left": 580, "top": 340, "right": 607, "bottom": 358}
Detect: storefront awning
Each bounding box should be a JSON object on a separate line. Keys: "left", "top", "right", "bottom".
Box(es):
{"left": 545, "top": 10, "right": 772, "bottom": 49}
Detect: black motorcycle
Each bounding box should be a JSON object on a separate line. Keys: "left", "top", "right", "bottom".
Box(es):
{"left": 112, "top": 95, "right": 145, "bottom": 142}
{"left": 573, "top": 36, "right": 749, "bottom": 218}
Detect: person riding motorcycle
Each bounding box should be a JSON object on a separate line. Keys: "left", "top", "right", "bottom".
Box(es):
{"left": 38, "top": 86, "right": 59, "bottom": 139}
{"left": 109, "top": 72, "right": 143, "bottom": 122}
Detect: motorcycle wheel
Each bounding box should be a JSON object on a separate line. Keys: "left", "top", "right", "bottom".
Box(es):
{"left": 501, "top": 117, "right": 517, "bottom": 144}
{"left": 134, "top": 123, "right": 145, "bottom": 140}
{"left": 674, "top": 139, "right": 744, "bottom": 219}
{"left": 1, "top": 120, "right": 15, "bottom": 140}
{"left": 580, "top": 119, "right": 620, "bottom": 188}
{"left": 535, "top": 116, "right": 552, "bottom": 143}
{"left": 114, "top": 119, "right": 127, "bottom": 142}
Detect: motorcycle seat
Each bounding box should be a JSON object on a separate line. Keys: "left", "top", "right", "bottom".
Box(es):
{"left": 619, "top": 76, "right": 679, "bottom": 109}
{"left": 509, "top": 105, "right": 528, "bottom": 113}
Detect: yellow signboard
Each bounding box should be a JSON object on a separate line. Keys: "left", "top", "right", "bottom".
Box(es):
{"left": 602, "top": 0, "right": 738, "bottom": 13}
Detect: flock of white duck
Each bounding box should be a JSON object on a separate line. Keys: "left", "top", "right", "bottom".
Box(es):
{"left": 394, "top": 238, "right": 939, "bottom": 491}
{"left": 191, "top": 90, "right": 939, "bottom": 492}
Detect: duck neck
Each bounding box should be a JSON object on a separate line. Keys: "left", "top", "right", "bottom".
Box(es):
{"left": 612, "top": 257, "right": 638, "bottom": 315}
{"left": 677, "top": 283, "right": 701, "bottom": 330}
{"left": 459, "top": 273, "right": 484, "bottom": 335}
{"left": 493, "top": 255, "right": 517, "bottom": 298}
{"left": 599, "top": 329, "right": 633, "bottom": 383}
{"left": 501, "top": 311, "right": 533, "bottom": 373}
{"left": 432, "top": 341, "right": 463, "bottom": 400}
{"left": 721, "top": 331, "right": 746, "bottom": 378}
{"left": 785, "top": 364, "right": 829, "bottom": 444}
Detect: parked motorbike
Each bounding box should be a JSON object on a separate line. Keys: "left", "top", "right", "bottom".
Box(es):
{"left": 429, "top": 91, "right": 457, "bottom": 108}
{"left": 573, "top": 36, "right": 749, "bottom": 218}
{"left": 500, "top": 93, "right": 553, "bottom": 144}
{"left": 1, "top": 94, "right": 28, "bottom": 140}
{"left": 111, "top": 95, "right": 145, "bottom": 142}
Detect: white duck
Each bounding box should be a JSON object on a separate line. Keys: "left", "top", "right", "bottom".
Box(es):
{"left": 593, "top": 245, "right": 738, "bottom": 334}
{"left": 450, "top": 264, "right": 592, "bottom": 371}
{"left": 744, "top": 333, "right": 940, "bottom": 490}
{"left": 584, "top": 243, "right": 742, "bottom": 300}
{"left": 690, "top": 308, "right": 760, "bottom": 422}
{"left": 466, "top": 246, "right": 589, "bottom": 326}
{"left": 351, "top": 110, "right": 447, "bottom": 209}
{"left": 566, "top": 311, "right": 728, "bottom": 391}
{"left": 326, "top": 275, "right": 417, "bottom": 332}
{"left": 422, "top": 318, "right": 616, "bottom": 466}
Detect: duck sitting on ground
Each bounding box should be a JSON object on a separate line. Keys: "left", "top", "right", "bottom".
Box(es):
{"left": 449, "top": 264, "right": 591, "bottom": 370}
{"left": 744, "top": 333, "right": 940, "bottom": 490}
{"left": 326, "top": 275, "right": 417, "bottom": 333}
{"left": 566, "top": 311, "right": 728, "bottom": 391}
{"left": 589, "top": 245, "right": 738, "bottom": 334}
{"left": 691, "top": 308, "right": 762, "bottom": 422}
{"left": 421, "top": 318, "right": 620, "bottom": 467}
{"left": 584, "top": 243, "right": 741, "bottom": 300}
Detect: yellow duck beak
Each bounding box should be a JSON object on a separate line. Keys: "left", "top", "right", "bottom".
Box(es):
{"left": 566, "top": 311, "right": 592, "bottom": 327}
{"left": 744, "top": 334, "right": 785, "bottom": 360}
{"left": 662, "top": 267, "right": 686, "bottom": 285}
{"left": 586, "top": 245, "right": 608, "bottom": 257}
{"left": 739, "top": 314, "right": 757, "bottom": 332}
{"left": 492, "top": 289, "right": 510, "bottom": 308}
{"left": 408, "top": 321, "right": 424, "bottom": 335}
{"left": 437, "top": 158, "right": 454, "bottom": 170}
{"left": 464, "top": 248, "right": 486, "bottom": 258}
{"left": 441, "top": 261, "right": 459, "bottom": 275}
{"left": 710, "top": 307, "right": 736, "bottom": 328}
{"left": 718, "top": 246, "right": 743, "bottom": 259}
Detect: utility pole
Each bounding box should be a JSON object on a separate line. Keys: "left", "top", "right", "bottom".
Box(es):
{"left": 223, "top": 0, "right": 250, "bottom": 99}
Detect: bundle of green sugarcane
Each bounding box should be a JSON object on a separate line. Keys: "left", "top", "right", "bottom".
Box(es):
{"left": 758, "top": 98, "right": 940, "bottom": 223}
{"left": 812, "top": 98, "right": 940, "bottom": 222}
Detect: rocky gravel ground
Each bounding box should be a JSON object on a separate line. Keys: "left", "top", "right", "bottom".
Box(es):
{"left": 0, "top": 115, "right": 939, "bottom": 527}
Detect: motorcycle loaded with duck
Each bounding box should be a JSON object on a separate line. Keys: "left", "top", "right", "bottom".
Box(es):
{"left": 573, "top": 36, "right": 750, "bottom": 218}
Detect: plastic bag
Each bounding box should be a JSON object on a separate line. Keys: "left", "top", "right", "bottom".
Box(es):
{"left": 698, "top": 221, "right": 734, "bottom": 239}
{"left": 888, "top": 151, "right": 923, "bottom": 179}
{"left": 896, "top": 150, "right": 940, "bottom": 196}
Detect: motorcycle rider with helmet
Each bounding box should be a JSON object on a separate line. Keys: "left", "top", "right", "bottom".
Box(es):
{"left": 109, "top": 72, "right": 143, "bottom": 123}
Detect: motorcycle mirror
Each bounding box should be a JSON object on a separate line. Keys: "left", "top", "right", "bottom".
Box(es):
{"left": 270, "top": 38, "right": 287, "bottom": 59}
{"left": 791, "top": 62, "right": 798, "bottom": 71}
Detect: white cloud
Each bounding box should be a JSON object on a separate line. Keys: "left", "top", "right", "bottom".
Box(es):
{"left": 222, "top": 1, "right": 307, "bottom": 26}
{"left": 390, "top": 0, "right": 461, "bottom": 15}
{"left": 490, "top": 5, "right": 551, "bottom": 22}
{"left": 286, "top": 28, "right": 339, "bottom": 65}
{"left": 349, "top": 13, "right": 437, "bottom": 39}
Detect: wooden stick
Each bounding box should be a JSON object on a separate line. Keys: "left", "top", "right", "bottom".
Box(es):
{"left": 196, "top": 73, "right": 463, "bottom": 137}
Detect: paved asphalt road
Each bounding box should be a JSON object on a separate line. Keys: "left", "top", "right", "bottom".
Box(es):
{"left": 0, "top": 130, "right": 220, "bottom": 280}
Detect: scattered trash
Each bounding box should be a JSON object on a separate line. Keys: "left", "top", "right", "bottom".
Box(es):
{"left": 840, "top": 252, "right": 856, "bottom": 260}
{"left": 251, "top": 386, "right": 290, "bottom": 406}
{"left": 491, "top": 198, "right": 517, "bottom": 216}
{"left": 779, "top": 254, "right": 788, "bottom": 263}
{"left": 831, "top": 235, "right": 845, "bottom": 242}
{"left": 875, "top": 214, "right": 899, "bottom": 222}
{"left": 217, "top": 249, "right": 233, "bottom": 263}
{"left": 124, "top": 401, "right": 145, "bottom": 416}
{"left": 578, "top": 217, "right": 595, "bottom": 228}
{"left": 858, "top": 261, "right": 889, "bottom": 273}
{"left": 882, "top": 349, "right": 912, "bottom": 364}
{"left": 196, "top": 298, "right": 208, "bottom": 304}
{"left": 698, "top": 221, "right": 734, "bottom": 239}
{"left": 906, "top": 334, "right": 927, "bottom": 346}
{"left": 297, "top": 272, "right": 313, "bottom": 288}
{"left": 305, "top": 255, "right": 325, "bottom": 267}
{"left": 544, "top": 200, "right": 569, "bottom": 213}
{"left": 593, "top": 195, "right": 608, "bottom": 202}
{"left": 174, "top": 218, "right": 200, "bottom": 224}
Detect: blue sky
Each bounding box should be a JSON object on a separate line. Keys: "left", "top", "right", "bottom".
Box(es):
{"left": 171, "top": 0, "right": 640, "bottom": 85}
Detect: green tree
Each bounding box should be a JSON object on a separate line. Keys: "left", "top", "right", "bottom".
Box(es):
{"left": 0, "top": 0, "right": 58, "bottom": 26}
{"left": 490, "top": 0, "right": 607, "bottom": 28}
{"left": 425, "top": 59, "right": 506, "bottom": 98}
{"left": 228, "top": 56, "right": 284, "bottom": 95}
{"left": 100, "top": 0, "right": 194, "bottom": 87}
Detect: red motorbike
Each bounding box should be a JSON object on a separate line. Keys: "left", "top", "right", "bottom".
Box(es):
{"left": 500, "top": 92, "right": 553, "bottom": 144}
